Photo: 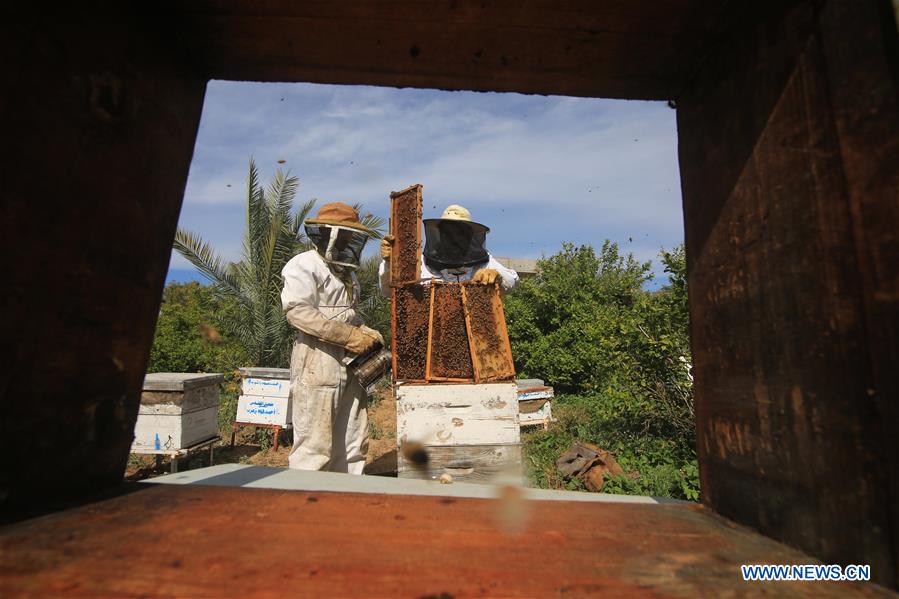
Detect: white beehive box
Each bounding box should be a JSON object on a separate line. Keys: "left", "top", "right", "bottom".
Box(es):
{"left": 396, "top": 382, "right": 520, "bottom": 483}
{"left": 237, "top": 367, "right": 292, "bottom": 426}
{"left": 132, "top": 373, "right": 223, "bottom": 451}
{"left": 517, "top": 384, "right": 555, "bottom": 427}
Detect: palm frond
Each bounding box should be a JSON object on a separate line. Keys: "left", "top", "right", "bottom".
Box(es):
{"left": 352, "top": 202, "right": 386, "bottom": 239}
{"left": 173, "top": 228, "right": 245, "bottom": 301}
{"left": 267, "top": 170, "right": 300, "bottom": 221}
{"left": 291, "top": 198, "right": 317, "bottom": 245}
{"left": 246, "top": 158, "right": 269, "bottom": 276}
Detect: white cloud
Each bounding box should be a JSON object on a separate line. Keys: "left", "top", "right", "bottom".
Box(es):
{"left": 173, "top": 82, "right": 683, "bottom": 281}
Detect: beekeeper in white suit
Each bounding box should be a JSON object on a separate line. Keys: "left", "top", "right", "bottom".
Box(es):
{"left": 378, "top": 204, "right": 519, "bottom": 293}
{"left": 281, "top": 202, "right": 382, "bottom": 473}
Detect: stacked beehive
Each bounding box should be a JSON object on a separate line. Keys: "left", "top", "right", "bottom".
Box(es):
{"left": 389, "top": 185, "right": 520, "bottom": 483}
{"left": 132, "top": 373, "right": 223, "bottom": 452}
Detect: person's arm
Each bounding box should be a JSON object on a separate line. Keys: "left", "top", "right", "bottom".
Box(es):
{"left": 378, "top": 254, "right": 391, "bottom": 297}
{"left": 486, "top": 255, "right": 519, "bottom": 291}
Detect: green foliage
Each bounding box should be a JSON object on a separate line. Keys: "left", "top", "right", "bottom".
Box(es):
{"left": 508, "top": 242, "right": 698, "bottom": 501}
{"left": 173, "top": 158, "right": 384, "bottom": 368}
{"left": 148, "top": 282, "right": 248, "bottom": 374}
{"left": 505, "top": 242, "right": 652, "bottom": 391}
{"left": 147, "top": 282, "right": 248, "bottom": 432}
{"left": 355, "top": 255, "right": 391, "bottom": 344}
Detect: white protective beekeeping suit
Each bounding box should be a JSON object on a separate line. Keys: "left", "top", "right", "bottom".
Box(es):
{"left": 281, "top": 202, "right": 380, "bottom": 474}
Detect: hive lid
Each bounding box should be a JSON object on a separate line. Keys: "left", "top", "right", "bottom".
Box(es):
{"left": 515, "top": 378, "right": 544, "bottom": 389}
{"left": 238, "top": 367, "right": 290, "bottom": 379}
{"left": 142, "top": 372, "right": 224, "bottom": 391}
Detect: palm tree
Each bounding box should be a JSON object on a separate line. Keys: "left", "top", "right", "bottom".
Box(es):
{"left": 174, "top": 158, "right": 385, "bottom": 367}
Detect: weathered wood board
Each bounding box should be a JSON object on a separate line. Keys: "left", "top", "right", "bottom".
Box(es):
{"left": 677, "top": 0, "right": 899, "bottom": 585}
{"left": 142, "top": 372, "right": 224, "bottom": 392}
{"left": 138, "top": 384, "right": 220, "bottom": 416}
{"left": 396, "top": 382, "right": 519, "bottom": 447}
{"left": 397, "top": 443, "right": 522, "bottom": 483}
{"left": 389, "top": 184, "right": 422, "bottom": 286}
{"left": 3, "top": 483, "right": 885, "bottom": 598}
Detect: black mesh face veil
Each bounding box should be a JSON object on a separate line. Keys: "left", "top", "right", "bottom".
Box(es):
{"left": 305, "top": 224, "right": 370, "bottom": 269}
{"left": 423, "top": 219, "right": 490, "bottom": 270}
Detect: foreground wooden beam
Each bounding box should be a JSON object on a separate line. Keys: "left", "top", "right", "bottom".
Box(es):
{"left": 678, "top": 0, "right": 898, "bottom": 586}
{"left": 0, "top": 484, "right": 890, "bottom": 597}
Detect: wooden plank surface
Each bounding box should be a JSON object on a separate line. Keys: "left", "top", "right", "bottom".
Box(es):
{"left": 677, "top": 0, "right": 897, "bottom": 586}
{"left": 139, "top": 384, "right": 220, "bottom": 415}
{"left": 0, "top": 484, "right": 890, "bottom": 598}
{"left": 163, "top": 0, "right": 736, "bottom": 100}
{"left": 398, "top": 443, "right": 522, "bottom": 484}
{"left": 0, "top": 16, "right": 208, "bottom": 511}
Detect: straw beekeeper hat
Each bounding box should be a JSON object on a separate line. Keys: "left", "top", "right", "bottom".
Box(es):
{"left": 440, "top": 204, "right": 472, "bottom": 221}
{"left": 431, "top": 204, "right": 489, "bottom": 232}
{"left": 305, "top": 202, "right": 372, "bottom": 233}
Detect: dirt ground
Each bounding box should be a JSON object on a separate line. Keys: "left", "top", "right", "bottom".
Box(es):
{"left": 125, "top": 387, "right": 398, "bottom": 481}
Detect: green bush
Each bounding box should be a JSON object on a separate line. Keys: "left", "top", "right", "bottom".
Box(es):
{"left": 148, "top": 282, "right": 248, "bottom": 434}
{"left": 148, "top": 282, "right": 248, "bottom": 374}
{"left": 507, "top": 242, "right": 698, "bottom": 501}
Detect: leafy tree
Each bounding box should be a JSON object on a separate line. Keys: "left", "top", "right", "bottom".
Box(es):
{"left": 624, "top": 247, "right": 694, "bottom": 442}
{"left": 506, "top": 241, "right": 697, "bottom": 500}
{"left": 148, "top": 282, "right": 248, "bottom": 374}
{"left": 355, "top": 254, "right": 391, "bottom": 344}
{"left": 147, "top": 282, "right": 248, "bottom": 431}
{"left": 173, "top": 158, "right": 384, "bottom": 367}
{"left": 504, "top": 241, "right": 652, "bottom": 393}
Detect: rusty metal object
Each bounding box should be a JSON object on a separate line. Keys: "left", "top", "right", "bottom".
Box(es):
{"left": 348, "top": 346, "right": 392, "bottom": 389}
{"left": 389, "top": 184, "right": 422, "bottom": 286}
{"left": 0, "top": 484, "right": 884, "bottom": 597}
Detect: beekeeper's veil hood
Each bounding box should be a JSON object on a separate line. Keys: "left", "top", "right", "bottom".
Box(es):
{"left": 304, "top": 202, "right": 373, "bottom": 271}
{"left": 423, "top": 204, "right": 490, "bottom": 270}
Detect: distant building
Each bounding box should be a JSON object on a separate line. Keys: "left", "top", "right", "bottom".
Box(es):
{"left": 494, "top": 257, "right": 539, "bottom": 278}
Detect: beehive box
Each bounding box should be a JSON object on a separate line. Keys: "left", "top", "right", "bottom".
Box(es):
{"left": 237, "top": 367, "right": 292, "bottom": 426}
{"left": 396, "top": 382, "right": 520, "bottom": 483}
{"left": 517, "top": 385, "right": 555, "bottom": 427}
{"left": 132, "top": 373, "right": 223, "bottom": 451}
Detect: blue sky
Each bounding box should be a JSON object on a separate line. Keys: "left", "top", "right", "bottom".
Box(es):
{"left": 169, "top": 81, "right": 683, "bottom": 287}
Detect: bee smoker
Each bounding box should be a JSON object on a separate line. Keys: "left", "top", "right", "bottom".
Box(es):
{"left": 347, "top": 341, "right": 392, "bottom": 391}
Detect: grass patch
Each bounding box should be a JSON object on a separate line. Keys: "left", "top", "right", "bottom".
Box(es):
{"left": 524, "top": 391, "right": 699, "bottom": 501}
